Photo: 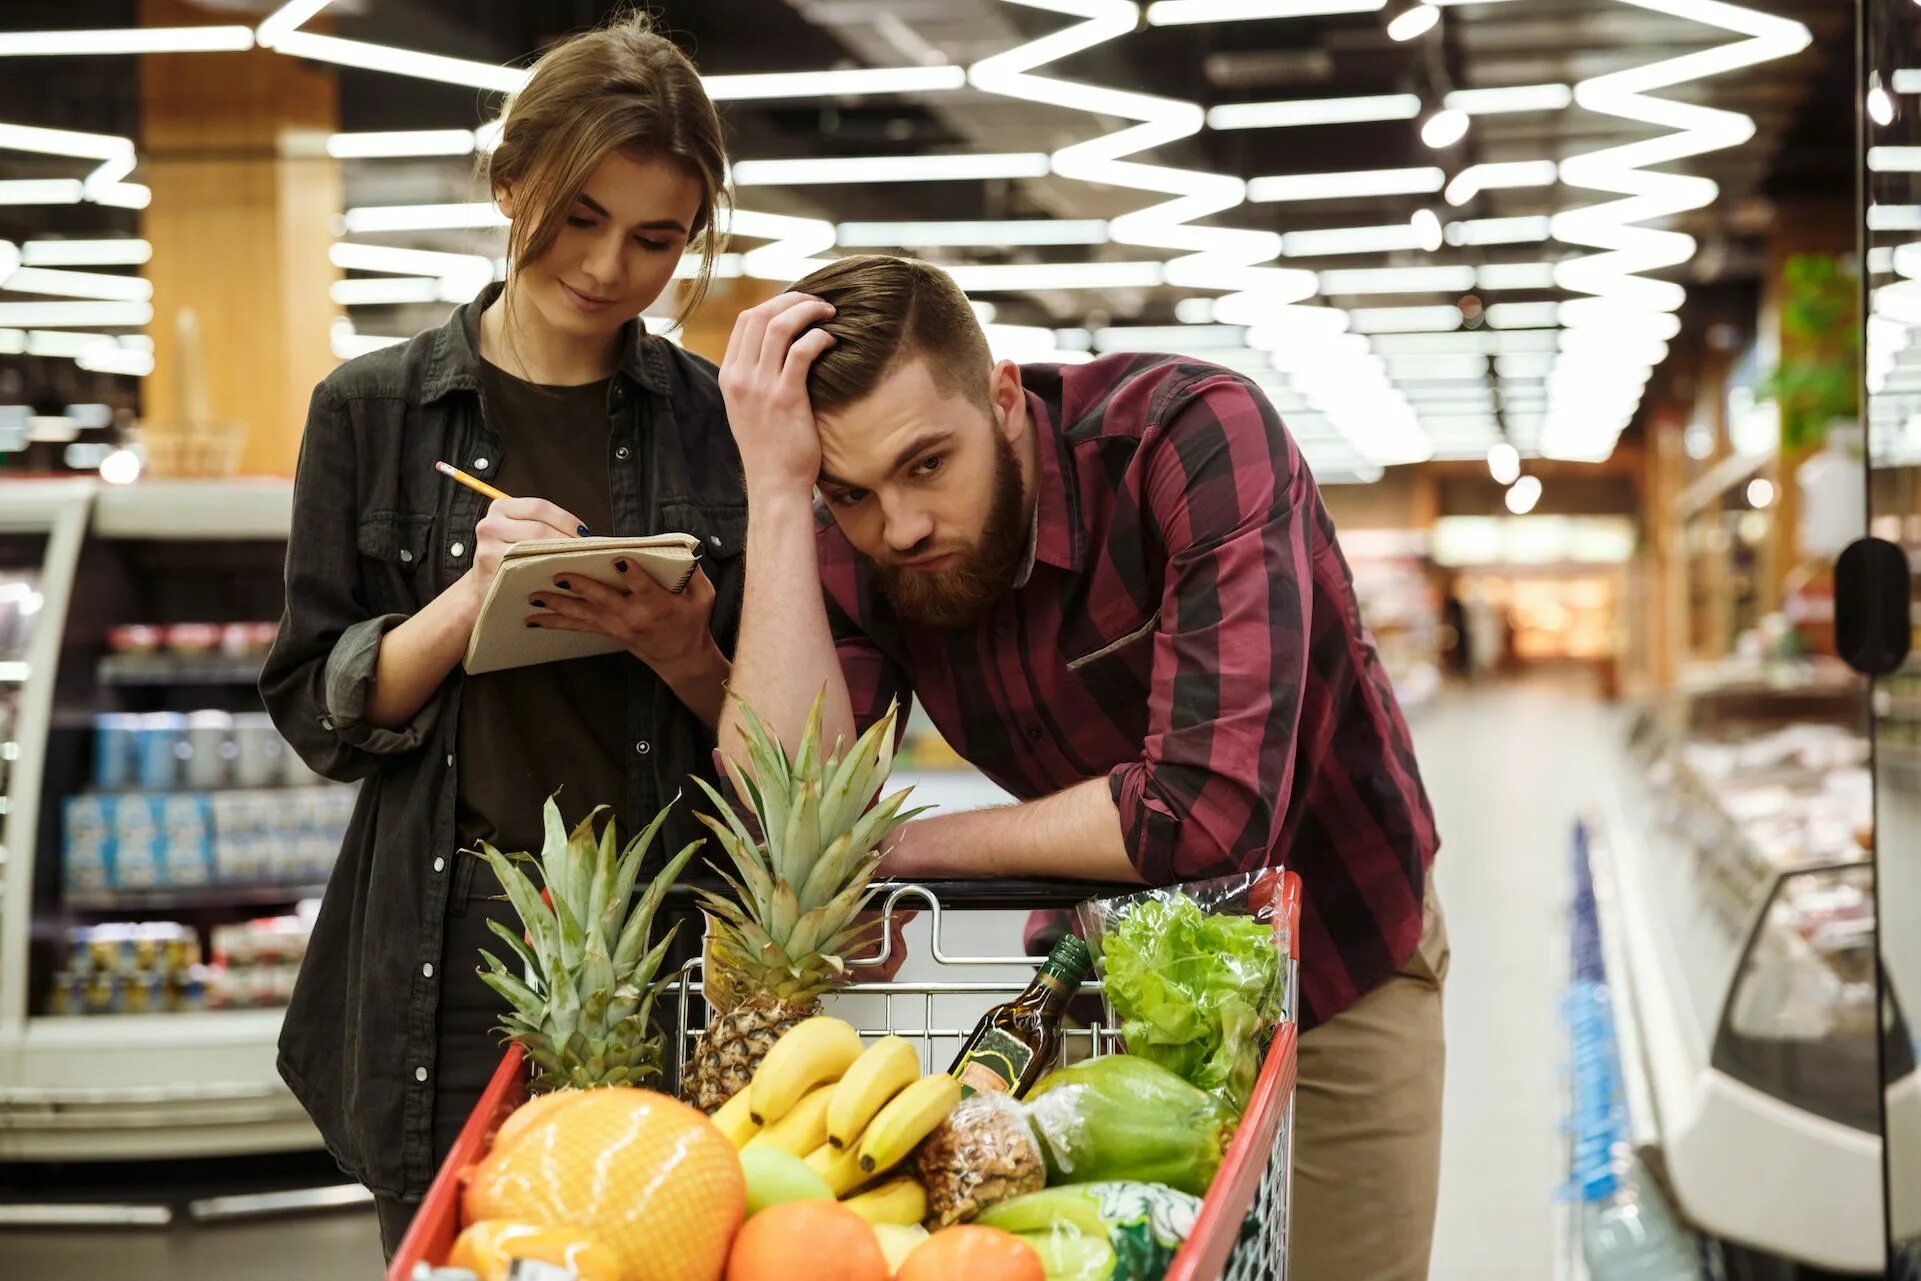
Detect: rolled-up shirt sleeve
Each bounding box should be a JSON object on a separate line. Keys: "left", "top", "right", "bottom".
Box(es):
{"left": 260, "top": 386, "right": 440, "bottom": 782}
{"left": 1108, "top": 374, "right": 1311, "bottom": 884}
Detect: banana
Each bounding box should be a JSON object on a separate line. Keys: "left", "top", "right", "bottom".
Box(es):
{"left": 749, "top": 1016, "right": 866, "bottom": 1125}
{"left": 842, "top": 1176, "right": 928, "bottom": 1227}
{"left": 712, "top": 1088, "right": 760, "bottom": 1149}
{"left": 742, "top": 1082, "right": 835, "bottom": 1157}
{"left": 854, "top": 1074, "right": 962, "bottom": 1175}
{"left": 804, "top": 1142, "right": 871, "bottom": 1198}
{"left": 827, "top": 1035, "right": 922, "bottom": 1150}
{"left": 871, "top": 1224, "right": 929, "bottom": 1274}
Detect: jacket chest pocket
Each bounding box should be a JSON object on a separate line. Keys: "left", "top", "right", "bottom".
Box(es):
{"left": 1064, "top": 606, "right": 1161, "bottom": 707}
{"left": 356, "top": 512, "right": 435, "bottom": 615}
{"left": 665, "top": 502, "right": 748, "bottom": 652}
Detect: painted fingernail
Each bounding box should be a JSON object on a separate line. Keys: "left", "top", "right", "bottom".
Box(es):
{"left": 614, "top": 560, "right": 628, "bottom": 573}
{"left": 577, "top": 524, "right": 590, "bottom": 537}
{"left": 555, "top": 579, "right": 571, "bottom": 591}
{"left": 530, "top": 598, "right": 546, "bottom": 608}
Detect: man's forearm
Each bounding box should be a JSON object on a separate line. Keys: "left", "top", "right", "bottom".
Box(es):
{"left": 719, "top": 486, "right": 857, "bottom": 762}
{"left": 886, "top": 777, "right": 1144, "bottom": 884}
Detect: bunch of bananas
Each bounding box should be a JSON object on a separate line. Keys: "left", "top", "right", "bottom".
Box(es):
{"left": 711, "top": 1016, "right": 961, "bottom": 1227}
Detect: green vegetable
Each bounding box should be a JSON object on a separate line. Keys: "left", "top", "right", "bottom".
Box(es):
{"left": 978, "top": 1182, "right": 1206, "bottom": 1281}
{"left": 1097, "top": 895, "right": 1282, "bottom": 1109}
{"left": 1024, "top": 1056, "right": 1236, "bottom": 1196}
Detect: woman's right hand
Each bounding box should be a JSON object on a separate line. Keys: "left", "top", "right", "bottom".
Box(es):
{"left": 456, "top": 497, "right": 589, "bottom": 619}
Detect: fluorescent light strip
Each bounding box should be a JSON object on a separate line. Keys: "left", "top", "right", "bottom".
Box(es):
{"left": 1387, "top": 355, "right": 1489, "bottom": 379}
{"left": 1283, "top": 223, "right": 1426, "bottom": 256}
{"left": 703, "top": 66, "right": 967, "bottom": 100}
{"left": 0, "top": 301, "right": 151, "bottom": 327}
{"left": 1248, "top": 167, "right": 1445, "bottom": 202}
{"left": 1870, "top": 206, "right": 1921, "bottom": 232}
{"left": 1146, "top": 0, "right": 1384, "bottom": 21}
{"left": 969, "top": 0, "right": 1311, "bottom": 319}
{"left": 1347, "top": 306, "right": 1464, "bottom": 334}
{"left": 732, "top": 153, "right": 1050, "bottom": 185}
{"left": 1868, "top": 147, "right": 1921, "bottom": 172}
{"left": 0, "top": 27, "right": 255, "bottom": 55}
{"left": 2, "top": 267, "right": 151, "bottom": 302}
{"left": 1486, "top": 301, "right": 1560, "bottom": 328}
{"left": 327, "top": 129, "right": 477, "bottom": 159}
{"left": 1318, "top": 265, "right": 1478, "bottom": 294}
{"left": 0, "top": 181, "right": 83, "bottom": 206}
{"left": 1445, "top": 216, "right": 1553, "bottom": 247}
{"left": 1443, "top": 84, "right": 1573, "bottom": 114}
{"left": 835, "top": 220, "right": 1108, "bottom": 247}
{"left": 0, "top": 122, "right": 131, "bottom": 162}
{"left": 330, "top": 243, "right": 494, "bottom": 281}
{"left": 1096, "top": 325, "right": 1249, "bottom": 351}
{"left": 1443, "top": 159, "right": 1559, "bottom": 205}
{"left": 270, "top": 31, "right": 528, "bottom": 94}
{"left": 1207, "top": 94, "right": 1420, "bottom": 130}
{"left": 257, "top": 1, "right": 335, "bottom": 48}
{"left": 944, "top": 261, "right": 1166, "bottom": 292}
{"left": 330, "top": 277, "right": 455, "bottom": 307}
{"left": 1477, "top": 262, "right": 1559, "bottom": 290}
{"left": 19, "top": 239, "right": 151, "bottom": 267}
{"left": 343, "top": 202, "right": 507, "bottom": 233}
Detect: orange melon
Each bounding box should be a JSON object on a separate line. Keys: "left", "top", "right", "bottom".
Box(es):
{"left": 464, "top": 1087, "right": 744, "bottom": 1281}
{"left": 725, "top": 1200, "right": 888, "bottom": 1281}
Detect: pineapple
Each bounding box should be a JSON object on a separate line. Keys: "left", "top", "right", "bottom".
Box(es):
{"left": 683, "top": 695, "right": 921, "bottom": 1113}
{"left": 472, "top": 795, "right": 702, "bottom": 1092}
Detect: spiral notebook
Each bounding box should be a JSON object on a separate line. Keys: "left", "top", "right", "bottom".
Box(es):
{"left": 463, "top": 533, "right": 702, "bottom": 675}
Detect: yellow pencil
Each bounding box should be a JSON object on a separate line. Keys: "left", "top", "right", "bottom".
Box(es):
{"left": 435, "top": 459, "right": 511, "bottom": 503}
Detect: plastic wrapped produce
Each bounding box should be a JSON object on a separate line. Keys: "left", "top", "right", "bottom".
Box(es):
{"left": 1024, "top": 1056, "right": 1235, "bottom": 1197}
{"left": 975, "top": 1182, "right": 1218, "bottom": 1281}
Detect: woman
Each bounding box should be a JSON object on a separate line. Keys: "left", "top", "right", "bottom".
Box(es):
{"left": 260, "top": 14, "right": 742, "bottom": 1253}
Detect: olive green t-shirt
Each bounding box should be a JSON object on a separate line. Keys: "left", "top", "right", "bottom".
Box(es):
{"left": 455, "top": 362, "right": 629, "bottom": 869}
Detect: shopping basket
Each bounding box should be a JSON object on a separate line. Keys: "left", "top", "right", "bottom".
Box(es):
{"left": 389, "top": 872, "right": 1301, "bottom": 1281}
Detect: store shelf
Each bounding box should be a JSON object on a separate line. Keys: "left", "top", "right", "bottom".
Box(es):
{"left": 96, "top": 654, "right": 264, "bottom": 686}
{"left": 91, "top": 480, "right": 292, "bottom": 541}
{"left": 64, "top": 882, "right": 327, "bottom": 912}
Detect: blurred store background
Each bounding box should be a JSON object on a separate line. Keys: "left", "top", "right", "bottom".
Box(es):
{"left": 0, "top": 1, "right": 1912, "bottom": 1279}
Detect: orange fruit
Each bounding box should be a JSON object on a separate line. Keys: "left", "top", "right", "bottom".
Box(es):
{"left": 726, "top": 1200, "right": 888, "bottom": 1281}
{"left": 464, "top": 1087, "right": 743, "bottom": 1281}
{"left": 898, "top": 1225, "right": 1045, "bottom": 1281}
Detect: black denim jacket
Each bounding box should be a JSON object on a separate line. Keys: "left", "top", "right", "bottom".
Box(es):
{"left": 259, "top": 286, "right": 744, "bottom": 1198}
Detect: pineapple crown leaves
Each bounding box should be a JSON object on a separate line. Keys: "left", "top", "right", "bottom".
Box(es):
{"left": 470, "top": 793, "right": 703, "bottom": 1090}
{"left": 691, "top": 693, "right": 930, "bottom": 1009}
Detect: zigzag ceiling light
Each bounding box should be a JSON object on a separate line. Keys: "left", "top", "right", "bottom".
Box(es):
{"left": 1547, "top": 0, "right": 1810, "bottom": 462}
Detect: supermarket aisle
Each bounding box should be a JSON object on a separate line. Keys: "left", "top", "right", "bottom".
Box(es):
{"left": 1418, "top": 673, "right": 1619, "bottom": 1281}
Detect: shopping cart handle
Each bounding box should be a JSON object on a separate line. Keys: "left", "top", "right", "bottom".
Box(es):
{"left": 664, "top": 876, "right": 1142, "bottom": 912}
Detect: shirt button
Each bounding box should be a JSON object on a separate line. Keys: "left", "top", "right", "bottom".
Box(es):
{"left": 414, "top": 1066, "right": 428, "bottom": 1083}
{"left": 615, "top": 446, "right": 631, "bottom": 462}
{"left": 422, "top": 963, "right": 434, "bottom": 978}
{"left": 433, "top": 856, "right": 446, "bottom": 873}
{"left": 398, "top": 549, "right": 413, "bottom": 564}
{"left": 635, "top": 740, "right": 652, "bottom": 756}
{"left": 1025, "top": 725, "right": 1044, "bottom": 742}
{"left": 450, "top": 541, "right": 466, "bottom": 558}
{"left": 320, "top": 715, "right": 334, "bottom": 731}
{"left": 473, "top": 457, "right": 490, "bottom": 470}
{"left": 446, "top": 753, "right": 455, "bottom": 768}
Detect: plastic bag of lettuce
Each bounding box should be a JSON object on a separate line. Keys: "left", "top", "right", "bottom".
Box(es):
{"left": 1077, "top": 871, "right": 1286, "bottom": 1112}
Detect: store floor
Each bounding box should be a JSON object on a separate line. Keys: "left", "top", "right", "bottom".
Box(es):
{"left": 4, "top": 675, "right": 1612, "bottom": 1280}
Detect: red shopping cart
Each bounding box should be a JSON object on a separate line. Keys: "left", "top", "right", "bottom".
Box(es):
{"left": 390, "top": 873, "right": 1300, "bottom": 1281}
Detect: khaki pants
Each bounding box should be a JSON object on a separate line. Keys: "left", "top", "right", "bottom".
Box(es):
{"left": 1289, "top": 885, "right": 1449, "bottom": 1280}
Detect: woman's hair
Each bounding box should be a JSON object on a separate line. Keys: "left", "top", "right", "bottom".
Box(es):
{"left": 787, "top": 255, "right": 993, "bottom": 416}
{"left": 485, "top": 11, "right": 729, "bottom": 325}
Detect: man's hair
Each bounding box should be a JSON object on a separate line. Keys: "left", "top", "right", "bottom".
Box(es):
{"left": 787, "top": 255, "right": 994, "bottom": 416}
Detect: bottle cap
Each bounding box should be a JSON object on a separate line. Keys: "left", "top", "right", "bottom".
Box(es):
{"left": 1041, "top": 933, "right": 1093, "bottom": 983}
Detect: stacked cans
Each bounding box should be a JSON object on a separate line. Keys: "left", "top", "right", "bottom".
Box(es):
{"left": 92, "top": 710, "right": 321, "bottom": 793}
{"left": 45, "top": 921, "right": 207, "bottom": 1017}
{"left": 64, "top": 785, "right": 353, "bottom": 893}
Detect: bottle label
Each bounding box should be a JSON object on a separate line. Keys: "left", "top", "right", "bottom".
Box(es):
{"left": 952, "top": 1027, "right": 1034, "bottom": 1098}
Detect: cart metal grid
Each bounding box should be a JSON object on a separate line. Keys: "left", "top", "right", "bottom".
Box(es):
{"left": 389, "top": 872, "right": 1299, "bottom": 1281}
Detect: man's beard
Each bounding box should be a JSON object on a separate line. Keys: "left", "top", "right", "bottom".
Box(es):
{"left": 867, "top": 431, "right": 1029, "bottom": 629}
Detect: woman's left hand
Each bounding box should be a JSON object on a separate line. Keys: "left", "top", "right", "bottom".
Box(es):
{"left": 527, "top": 563, "right": 724, "bottom": 686}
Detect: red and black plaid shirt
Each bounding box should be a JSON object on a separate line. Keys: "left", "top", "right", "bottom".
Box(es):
{"left": 818, "top": 353, "right": 1439, "bottom": 1027}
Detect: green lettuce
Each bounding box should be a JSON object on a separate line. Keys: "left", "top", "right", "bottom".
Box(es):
{"left": 1097, "top": 896, "right": 1282, "bottom": 1110}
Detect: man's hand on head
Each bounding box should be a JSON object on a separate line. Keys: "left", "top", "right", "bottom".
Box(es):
{"left": 718, "top": 292, "right": 837, "bottom": 500}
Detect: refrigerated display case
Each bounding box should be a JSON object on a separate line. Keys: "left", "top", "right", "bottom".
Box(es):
{"left": 0, "top": 478, "right": 340, "bottom": 1163}
{"left": 1584, "top": 671, "right": 1890, "bottom": 1275}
